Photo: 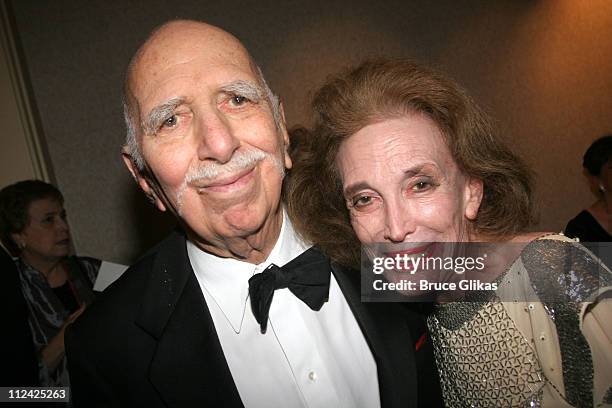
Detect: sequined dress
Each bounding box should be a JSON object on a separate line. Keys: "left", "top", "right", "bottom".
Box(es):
{"left": 428, "top": 235, "right": 612, "bottom": 407}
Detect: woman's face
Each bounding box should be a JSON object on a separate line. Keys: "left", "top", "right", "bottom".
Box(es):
{"left": 13, "top": 197, "right": 71, "bottom": 262}
{"left": 336, "top": 114, "right": 483, "bottom": 244}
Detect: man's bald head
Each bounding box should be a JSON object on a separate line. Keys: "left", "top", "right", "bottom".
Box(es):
{"left": 123, "top": 20, "right": 280, "bottom": 170}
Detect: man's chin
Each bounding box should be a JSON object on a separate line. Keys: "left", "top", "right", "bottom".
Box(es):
{"left": 220, "top": 203, "right": 278, "bottom": 235}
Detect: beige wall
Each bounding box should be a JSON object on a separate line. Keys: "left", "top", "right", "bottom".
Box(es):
{"left": 6, "top": 0, "right": 612, "bottom": 264}
{"left": 435, "top": 1, "right": 612, "bottom": 234}
{"left": 0, "top": 46, "right": 35, "bottom": 186}
{"left": 0, "top": 11, "right": 39, "bottom": 187}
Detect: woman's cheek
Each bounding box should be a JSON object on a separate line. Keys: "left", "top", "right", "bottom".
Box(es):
{"left": 351, "top": 214, "right": 380, "bottom": 243}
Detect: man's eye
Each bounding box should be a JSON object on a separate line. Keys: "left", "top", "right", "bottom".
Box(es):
{"left": 162, "top": 115, "right": 178, "bottom": 128}
{"left": 229, "top": 95, "right": 248, "bottom": 107}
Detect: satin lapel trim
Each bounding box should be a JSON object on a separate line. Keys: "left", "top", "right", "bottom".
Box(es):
{"left": 330, "top": 263, "right": 383, "bottom": 359}
{"left": 148, "top": 272, "right": 244, "bottom": 407}
{"left": 134, "top": 231, "right": 191, "bottom": 339}
{"left": 134, "top": 231, "right": 243, "bottom": 407}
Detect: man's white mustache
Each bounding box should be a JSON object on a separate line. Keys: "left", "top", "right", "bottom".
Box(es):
{"left": 174, "top": 148, "right": 285, "bottom": 216}
{"left": 186, "top": 148, "right": 267, "bottom": 184}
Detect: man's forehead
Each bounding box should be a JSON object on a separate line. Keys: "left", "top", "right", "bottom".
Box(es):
{"left": 128, "top": 21, "right": 256, "bottom": 96}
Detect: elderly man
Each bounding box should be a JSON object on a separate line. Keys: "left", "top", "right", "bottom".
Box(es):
{"left": 66, "top": 20, "right": 439, "bottom": 408}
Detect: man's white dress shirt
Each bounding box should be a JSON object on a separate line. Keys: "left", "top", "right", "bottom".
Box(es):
{"left": 187, "top": 211, "right": 380, "bottom": 408}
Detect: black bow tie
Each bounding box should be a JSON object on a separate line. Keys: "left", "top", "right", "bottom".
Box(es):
{"left": 248, "top": 247, "right": 331, "bottom": 334}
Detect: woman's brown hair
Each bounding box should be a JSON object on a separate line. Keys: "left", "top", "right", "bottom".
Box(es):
{"left": 286, "top": 59, "right": 534, "bottom": 268}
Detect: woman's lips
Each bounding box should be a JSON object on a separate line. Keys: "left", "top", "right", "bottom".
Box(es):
{"left": 382, "top": 243, "right": 437, "bottom": 272}
{"left": 384, "top": 243, "right": 436, "bottom": 258}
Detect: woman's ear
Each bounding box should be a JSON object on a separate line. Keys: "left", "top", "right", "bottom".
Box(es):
{"left": 464, "top": 177, "right": 483, "bottom": 221}
{"left": 11, "top": 232, "right": 26, "bottom": 250}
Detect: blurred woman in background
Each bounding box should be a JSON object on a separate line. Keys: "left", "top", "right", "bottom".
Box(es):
{"left": 565, "top": 135, "right": 612, "bottom": 242}
{"left": 0, "top": 180, "right": 99, "bottom": 387}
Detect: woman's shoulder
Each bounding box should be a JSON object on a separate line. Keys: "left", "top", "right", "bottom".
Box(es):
{"left": 514, "top": 232, "right": 611, "bottom": 303}
{"left": 509, "top": 231, "right": 572, "bottom": 243}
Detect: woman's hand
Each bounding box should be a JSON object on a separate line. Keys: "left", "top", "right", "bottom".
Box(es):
{"left": 65, "top": 303, "right": 87, "bottom": 325}
{"left": 40, "top": 303, "right": 87, "bottom": 372}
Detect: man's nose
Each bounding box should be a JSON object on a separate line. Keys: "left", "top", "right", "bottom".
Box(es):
{"left": 196, "top": 111, "right": 240, "bottom": 163}
{"left": 383, "top": 202, "right": 416, "bottom": 243}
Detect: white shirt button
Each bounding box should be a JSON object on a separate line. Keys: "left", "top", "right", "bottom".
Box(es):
{"left": 308, "top": 371, "right": 318, "bottom": 382}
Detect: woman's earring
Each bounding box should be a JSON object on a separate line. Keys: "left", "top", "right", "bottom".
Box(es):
{"left": 599, "top": 183, "right": 607, "bottom": 193}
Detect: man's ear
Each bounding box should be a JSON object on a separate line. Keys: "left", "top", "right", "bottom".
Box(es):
{"left": 121, "top": 148, "right": 167, "bottom": 212}
{"left": 464, "top": 177, "right": 483, "bottom": 221}
{"left": 278, "top": 102, "right": 292, "bottom": 170}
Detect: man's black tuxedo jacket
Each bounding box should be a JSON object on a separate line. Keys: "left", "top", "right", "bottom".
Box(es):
{"left": 66, "top": 231, "right": 441, "bottom": 407}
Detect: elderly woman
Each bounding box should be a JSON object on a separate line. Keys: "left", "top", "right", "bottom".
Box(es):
{"left": 287, "top": 59, "right": 611, "bottom": 407}
{"left": 0, "top": 180, "right": 99, "bottom": 387}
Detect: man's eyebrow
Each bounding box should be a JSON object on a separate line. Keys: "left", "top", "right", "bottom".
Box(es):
{"left": 142, "top": 97, "right": 184, "bottom": 135}
{"left": 219, "top": 80, "right": 264, "bottom": 101}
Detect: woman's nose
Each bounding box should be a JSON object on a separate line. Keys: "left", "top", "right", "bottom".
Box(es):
{"left": 383, "top": 203, "right": 416, "bottom": 243}
{"left": 57, "top": 216, "right": 70, "bottom": 232}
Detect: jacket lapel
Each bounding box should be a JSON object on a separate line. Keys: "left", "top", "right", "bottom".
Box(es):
{"left": 332, "top": 263, "right": 418, "bottom": 408}
{"left": 131, "top": 233, "right": 419, "bottom": 407}
{"left": 135, "top": 232, "right": 244, "bottom": 408}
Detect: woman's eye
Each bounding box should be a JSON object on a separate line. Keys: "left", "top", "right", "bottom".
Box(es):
{"left": 352, "top": 195, "right": 374, "bottom": 208}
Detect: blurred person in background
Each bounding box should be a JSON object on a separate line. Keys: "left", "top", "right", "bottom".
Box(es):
{"left": 0, "top": 180, "right": 99, "bottom": 387}
{"left": 565, "top": 135, "right": 612, "bottom": 242}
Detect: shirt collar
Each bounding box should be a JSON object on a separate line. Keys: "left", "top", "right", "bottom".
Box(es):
{"left": 187, "top": 210, "right": 311, "bottom": 332}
